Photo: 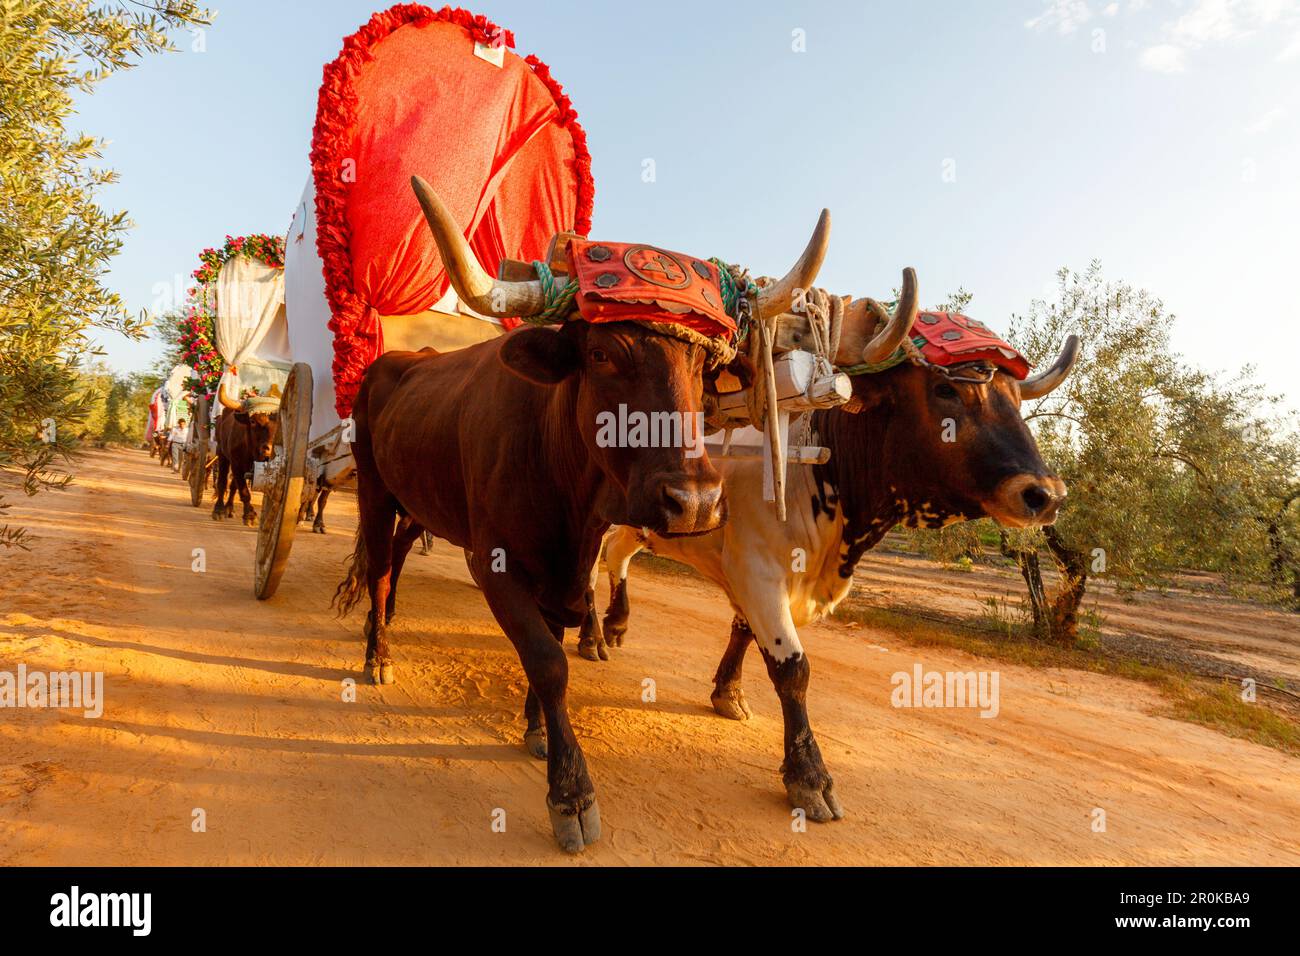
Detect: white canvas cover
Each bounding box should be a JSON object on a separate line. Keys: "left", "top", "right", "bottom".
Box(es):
{"left": 163, "top": 364, "right": 194, "bottom": 428}
{"left": 285, "top": 178, "right": 341, "bottom": 439}
{"left": 214, "top": 253, "right": 286, "bottom": 402}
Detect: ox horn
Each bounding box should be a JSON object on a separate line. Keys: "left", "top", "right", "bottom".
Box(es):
{"left": 854, "top": 267, "right": 920, "bottom": 364}
{"left": 217, "top": 376, "right": 241, "bottom": 412}
{"left": 410, "top": 175, "right": 546, "bottom": 317}
{"left": 1019, "top": 335, "right": 1081, "bottom": 400}
{"left": 754, "top": 209, "right": 832, "bottom": 321}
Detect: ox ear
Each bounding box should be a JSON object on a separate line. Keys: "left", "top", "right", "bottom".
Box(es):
{"left": 233, "top": 410, "right": 251, "bottom": 425}
{"left": 499, "top": 326, "right": 581, "bottom": 385}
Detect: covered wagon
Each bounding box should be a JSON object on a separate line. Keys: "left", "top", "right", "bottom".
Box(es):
{"left": 249, "top": 4, "right": 594, "bottom": 598}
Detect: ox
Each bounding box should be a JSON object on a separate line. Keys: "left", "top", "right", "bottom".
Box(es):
{"left": 152, "top": 432, "right": 170, "bottom": 468}
{"left": 333, "top": 177, "right": 830, "bottom": 853}
{"left": 211, "top": 377, "right": 279, "bottom": 526}
{"left": 582, "top": 269, "right": 1079, "bottom": 822}
{"left": 298, "top": 478, "right": 332, "bottom": 534}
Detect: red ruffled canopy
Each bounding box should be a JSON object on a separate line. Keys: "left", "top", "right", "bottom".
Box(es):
{"left": 311, "top": 4, "right": 595, "bottom": 417}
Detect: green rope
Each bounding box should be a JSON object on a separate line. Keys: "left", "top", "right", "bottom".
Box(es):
{"left": 839, "top": 335, "right": 927, "bottom": 376}
{"left": 708, "top": 257, "right": 758, "bottom": 345}
{"left": 525, "top": 260, "right": 579, "bottom": 325}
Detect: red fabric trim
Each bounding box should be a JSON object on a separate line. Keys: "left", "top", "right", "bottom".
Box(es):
{"left": 310, "top": 4, "right": 594, "bottom": 418}
{"left": 524, "top": 54, "right": 594, "bottom": 238}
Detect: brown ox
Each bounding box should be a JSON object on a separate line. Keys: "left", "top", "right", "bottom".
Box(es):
{"left": 152, "top": 432, "right": 171, "bottom": 468}
{"left": 584, "top": 270, "right": 1079, "bottom": 821}
{"left": 211, "top": 377, "right": 279, "bottom": 526}
{"left": 332, "top": 177, "right": 830, "bottom": 853}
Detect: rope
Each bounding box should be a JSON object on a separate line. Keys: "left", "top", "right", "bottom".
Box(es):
{"left": 839, "top": 335, "right": 927, "bottom": 376}
{"left": 526, "top": 259, "right": 580, "bottom": 324}
{"left": 709, "top": 257, "right": 759, "bottom": 345}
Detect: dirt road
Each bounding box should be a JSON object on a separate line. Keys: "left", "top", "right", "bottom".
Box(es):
{"left": 2, "top": 448, "right": 1297, "bottom": 865}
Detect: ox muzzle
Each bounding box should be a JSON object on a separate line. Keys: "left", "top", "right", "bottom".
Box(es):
{"left": 988, "top": 473, "right": 1068, "bottom": 528}
{"left": 629, "top": 471, "right": 727, "bottom": 536}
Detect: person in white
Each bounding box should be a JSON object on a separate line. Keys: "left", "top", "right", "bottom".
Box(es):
{"left": 168, "top": 418, "right": 188, "bottom": 472}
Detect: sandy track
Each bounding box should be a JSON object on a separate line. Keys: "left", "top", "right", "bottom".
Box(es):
{"left": 1, "top": 447, "right": 1297, "bottom": 865}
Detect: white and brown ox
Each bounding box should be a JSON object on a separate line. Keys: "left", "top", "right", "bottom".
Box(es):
{"left": 577, "top": 268, "right": 1079, "bottom": 822}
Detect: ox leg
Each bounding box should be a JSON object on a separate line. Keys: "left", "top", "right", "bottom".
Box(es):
{"left": 478, "top": 563, "right": 599, "bottom": 854}
{"left": 211, "top": 457, "right": 229, "bottom": 520}
{"left": 600, "top": 527, "right": 645, "bottom": 648}
{"left": 711, "top": 616, "right": 756, "bottom": 720}
{"left": 523, "top": 686, "right": 547, "bottom": 760}
{"left": 312, "top": 486, "right": 331, "bottom": 534}
{"left": 522, "top": 617, "right": 565, "bottom": 760}
{"left": 237, "top": 473, "right": 257, "bottom": 526}
{"left": 384, "top": 517, "right": 423, "bottom": 625}
{"left": 357, "top": 497, "right": 398, "bottom": 684}
{"left": 739, "top": 584, "right": 843, "bottom": 823}
{"left": 576, "top": 558, "right": 608, "bottom": 662}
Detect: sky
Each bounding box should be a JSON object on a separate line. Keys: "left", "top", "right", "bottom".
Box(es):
{"left": 78, "top": 0, "right": 1300, "bottom": 409}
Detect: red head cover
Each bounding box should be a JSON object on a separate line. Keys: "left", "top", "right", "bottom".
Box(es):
{"left": 912, "top": 312, "right": 1030, "bottom": 379}
{"left": 569, "top": 240, "right": 736, "bottom": 342}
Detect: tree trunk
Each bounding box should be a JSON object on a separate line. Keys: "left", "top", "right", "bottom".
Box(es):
{"left": 1043, "top": 527, "right": 1089, "bottom": 645}
{"left": 1000, "top": 532, "right": 1048, "bottom": 637}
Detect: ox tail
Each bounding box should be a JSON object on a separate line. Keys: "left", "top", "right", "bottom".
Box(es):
{"left": 332, "top": 526, "right": 368, "bottom": 618}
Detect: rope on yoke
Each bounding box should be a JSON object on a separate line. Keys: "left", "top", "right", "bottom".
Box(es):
{"left": 528, "top": 259, "right": 580, "bottom": 324}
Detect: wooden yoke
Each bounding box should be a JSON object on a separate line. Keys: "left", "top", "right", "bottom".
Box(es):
{"left": 496, "top": 230, "right": 584, "bottom": 282}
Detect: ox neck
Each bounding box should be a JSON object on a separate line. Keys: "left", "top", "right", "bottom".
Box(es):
{"left": 810, "top": 406, "right": 903, "bottom": 578}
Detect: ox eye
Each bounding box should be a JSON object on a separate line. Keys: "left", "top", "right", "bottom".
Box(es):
{"left": 589, "top": 348, "right": 610, "bottom": 364}
{"left": 934, "top": 383, "right": 959, "bottom": 400}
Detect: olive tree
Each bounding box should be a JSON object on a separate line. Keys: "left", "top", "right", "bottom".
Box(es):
{"left": 0, "top": 0, "right": 210, "bottom": 547}
{"left": 1005, "top": 263, "right": 1299, "bottom": 641}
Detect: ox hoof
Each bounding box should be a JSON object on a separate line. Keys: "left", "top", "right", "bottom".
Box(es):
{"left": 243, "top": 512, "right": 258, "bottom": 527}
{"left": 524, "top": 729, "right": 548, "bottom": 760}
{"left": 604, "top": 625, "right": 626, "bottom": 648}
{"left": 710, "top": 685, "right": 752, "bottom": 721}
{"left": 210, "top": 511, "right": 222, "bottom": 521}
{"left": 786, "top": 781, "right": 845, "bottom": 823}
{"left": 366, "top": 661, "right": 396, "bottom": 685}
{"left": 547, "top": 796, "right": 601, "bottom": 855}
{"left": 313, "top": 524, "right": 326, "bottom": 535}
{"left": 577, "top": 638, "right": 609, "bottom": 662}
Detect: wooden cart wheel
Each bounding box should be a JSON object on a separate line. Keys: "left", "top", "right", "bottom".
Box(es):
{"left": 254, "top": 362, "right": 313, "bottom": 600}
{"left": 188, "top": 394, "right": 210, "bottom": 507}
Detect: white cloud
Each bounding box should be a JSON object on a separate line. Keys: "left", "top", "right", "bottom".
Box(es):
{"left": 1139, "top": 43, "right": 1188, "bottom": 71}
{"left": 1025, "top": 0, "right": 1094, "bottom": 34}
{"left": 1245, "top": 106, "right": 1285, "bottom": 132}
{"left": 1169, "top": 0, "right": 1245, "bottom": 48}
{"left": 1028, "top": 0, "right": 1300, "bottom": 70}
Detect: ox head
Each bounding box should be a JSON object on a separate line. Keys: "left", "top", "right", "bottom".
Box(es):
{"left": 831, "top": 271, "right": 1079, "bottom": 529}
{"left": 411, "top": 176, "right": 831, "bottom": 536}
{"left": 217, "top": 377, "right": 279, "bottom": 462}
